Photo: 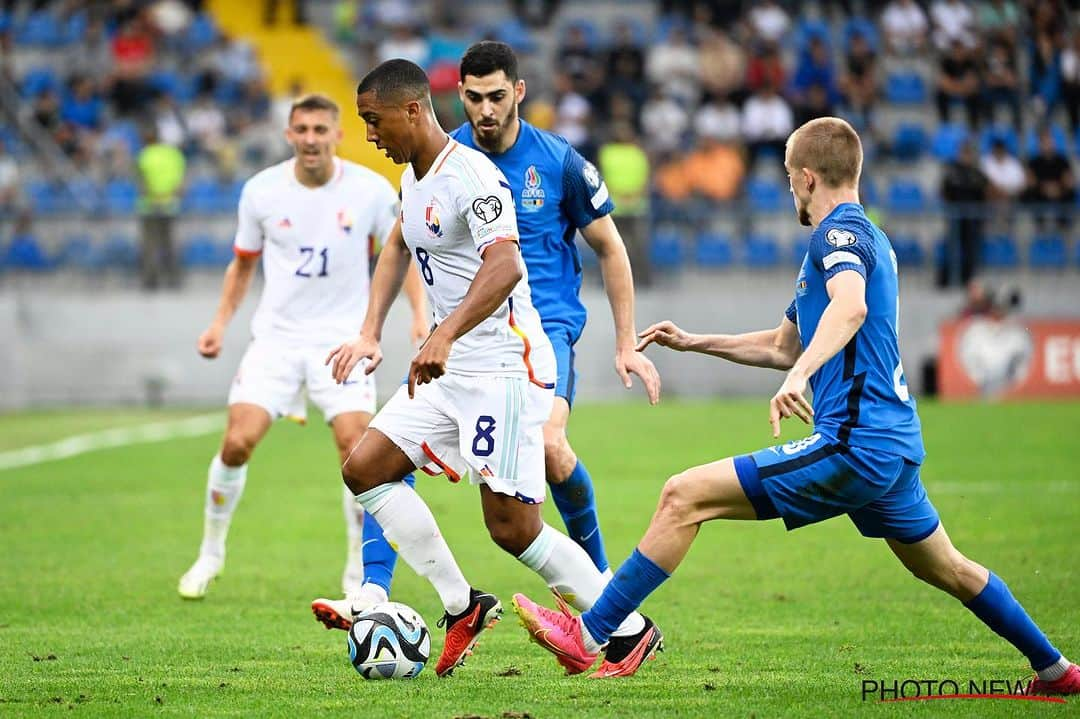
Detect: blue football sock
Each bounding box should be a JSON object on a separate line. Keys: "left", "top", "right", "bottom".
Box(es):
{"left": 964, "top": 572, "right": 1062, "bottom": 671}
{"left": 582, "top": 549, "right": 669, "bottom": 645}
{"left": 549, "top": 461, "right": 609, "bottom": 573}
{"left": 360, "top": 473, "right": 415, "bottom": 595}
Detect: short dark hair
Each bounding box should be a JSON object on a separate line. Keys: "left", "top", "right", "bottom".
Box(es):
{"left": 356, "top": 59, "right": 430, "bottom": 104}
{"left": 289, "top": 93, "right": 340, "bottom": 122}
{"left": 460, "top": 41, "right": 519, "bottom": 83}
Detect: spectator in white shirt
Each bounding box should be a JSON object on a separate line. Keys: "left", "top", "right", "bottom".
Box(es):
{"left": 748, "top": 0, "right": 790, "bottom": 45}
{"left": 931, "top": 0, "right": 977, "bottom": 51}
{"left": 741, "top": 81, "right": 793, "bottom": 169}
{"left": 981, "top": 139, "right": 1026, "bottom": 200}
{"left": 641, "top": 86, "right": 690, "bottom": 154}
{"left": 645, "top": 27, "right": 701, "bottom": 108}
{"left": 881, "top": 0, "right": 929, "bottom": 54}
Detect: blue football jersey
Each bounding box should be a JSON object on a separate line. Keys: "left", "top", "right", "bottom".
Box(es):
{"left": 450, "top": 120, "right": 614, "bottom": 341}
{"left": 785, "top": 203, "right": 925, "bottom": 463}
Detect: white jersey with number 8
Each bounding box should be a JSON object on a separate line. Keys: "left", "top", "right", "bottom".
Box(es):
{"left": 399, "top": 138, "right": 554, "bottom": 384}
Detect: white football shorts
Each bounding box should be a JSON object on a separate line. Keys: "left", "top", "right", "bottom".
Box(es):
{"left": 227, "top": 338, "right": 376, "bottom": 424}
{"left": 369, "top": 372, "right": 555, "bottom": 504}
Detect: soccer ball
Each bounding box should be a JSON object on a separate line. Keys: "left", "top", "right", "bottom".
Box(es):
{"left": 347, "top": 601, "right": 430, "bottom": 680}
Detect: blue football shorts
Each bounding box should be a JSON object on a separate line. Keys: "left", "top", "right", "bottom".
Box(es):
{"left": 733, "top": 432, "right": 940, "bottom": 544}
{"left": 543, "top": 323, "right": 578, "bottom": 407}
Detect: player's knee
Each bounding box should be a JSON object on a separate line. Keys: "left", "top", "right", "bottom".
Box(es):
{"left": 220, "top": 430, "right": 257, "bottom": 466}
{"left": 486, "top": 519, "right": 533, "bottom": 556}
{"left": 340, "top": 454, "right": 375, "bottom": 496}
{"left": 542, "top": 427, "right": 574, "bottom": 484}
{"left": 656, "top": 473, "right": 694, "bottom": 524}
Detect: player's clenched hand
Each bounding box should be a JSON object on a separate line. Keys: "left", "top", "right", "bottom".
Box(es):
{"left": 408, "top": 331, "right": 452, "bottom": 398}
{"left": 326, "top": 334, "right": 382, "bottom": 384}
{"left": 636, "top": 321, "right": 693, "bottom": 352}
{"left": 616, "top": 346, "right": 662, "bottom": 405}
{"left": 197, "top": 325, "right": 224, "bottom": 359}
{"left": 769, "top": 370, "right": 814, "bottom": 438}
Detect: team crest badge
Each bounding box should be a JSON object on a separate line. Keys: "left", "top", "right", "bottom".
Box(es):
{"left": 522, "top": 165, "right": 545, "bottom": 211}
{"left": 425, "top": 202, "right": 442, "bottom": 238}
{"left": 337, "top": 209, "right": 354, "bottom": 234}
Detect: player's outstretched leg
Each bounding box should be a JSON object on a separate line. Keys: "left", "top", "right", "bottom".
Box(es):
{"left": 515, "top": 457, "right": 756, "bottom": 677}
{"left": 887, "top": 524, "right": 1079, "bottom": 696}
{"left": 544, "top": 399, "right": 610, "bottom": 574}
{"left": 179, "top": 405, "right": 270, "bottom": 599}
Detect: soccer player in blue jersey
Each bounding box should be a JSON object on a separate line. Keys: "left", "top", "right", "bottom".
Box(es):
{"left": 451, "top": 43, "right": 661, "bottom": 574}
{"left": 512, "top": 117, "right": 1079, "bottom": 691}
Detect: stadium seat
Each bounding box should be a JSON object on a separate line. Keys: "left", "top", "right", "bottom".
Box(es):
{"left": 182, "top": 13, "right": 218, "bottom": 52}
{"left": 745, "top": 234, "right": 780, "bottom": 268}
{"left": 981, "top": 235, "right": 1019, "bottom": 268}
{"left": 860, "top": 178, "right": 880, "bottom": 207}
{"left": 150, "top": 70, "right": 197, "bottom": 103}
{"left": 27, "top": 180, "right": 66, "bottom": 215}
{"left": 931, "top": 123, "right": 969, "bottom": 161}
{"left": 791, "top": 240, "right": 808, "bottom": 265}
{"left": 891, "top": 236, "right": 926, "bottom": 267}
{"left": 886, "top": 180, "right": 926, "bottom": 214}
{"left": 842, "top": 16, "right": 880, "bottom": 51}
{"left": 885, "top": 73, "right": 926, "bottom": 104}
{"left": 978, "top": 125, "right": 1020, "bottom": 156}
{"left": 182, "top": 177, "right": 226, "bottom": 214}
{"left": 490, "top": 18, "right": 537, "bottom": 54}
{"left": 103, "top": 178, "right": 138, "bottom": 216}
{"left": 182, "top": 235, "right": 229, "bottom": 269}
{"left": 2, "top": 233, "right": 52, "bottom": 271}
{"left": 102, "top": 234, "right": 139, "bottom": 269}
{"left": 891, "top": 123, "right": 927, "bottom": 161}
{"left": 20, "top": 67, "right": 59, "bottom": 98}
{"left": 649, "top": 229, "right": 684, "bottom": 270}
{"left": 562, "top": 18, "right": 602, "bottom": 49}
{"left": 793, "top": 18, "right": 829, "bottom": 52}
{"left": 1023, "top": 124, "right": 1069, "bottom": 157}
{"left": 1029, "top": 234, "right": 1067, "bottom": 269}
{"left": 694, "top": 232, "right": 733, "bottom": 268}
{"left": 746, "top": 178, "right": 784, "bottom": 212}
{"left": 56, "top": 235, "right": 107, "bottom": 271}
{"left": 16, "top": 10, "right": 63, "bottom": 46}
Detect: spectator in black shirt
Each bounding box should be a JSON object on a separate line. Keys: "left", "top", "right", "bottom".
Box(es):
{"left": 840, "top": 33, "right": 880, "bottom": 130}
{"left": 982, "top": 41, "right": 1021, "bottom": 128}
{"left": 1023, "top": 127, "right": 1076, "bottom": 230}
{"left": 936, "top": 40, "right": 980, "bottom": 126}
{"left": 940, "top": 141, "right": 989, "bottom": 287}
{"left": 604, "top": 21, "right": 647, "bottom": 112}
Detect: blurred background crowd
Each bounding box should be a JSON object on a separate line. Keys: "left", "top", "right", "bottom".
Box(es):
{"left": 1, "top": 0, "right": 1078, "bottom": 289}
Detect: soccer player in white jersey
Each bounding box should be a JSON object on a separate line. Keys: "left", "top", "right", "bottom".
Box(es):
{"left": 309, "top": 60, "right": 661, "bottom": 678}
{"left": 178, "top": 94, "right": 428, "bottom": 601}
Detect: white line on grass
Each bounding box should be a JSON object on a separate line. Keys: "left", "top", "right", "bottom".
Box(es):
{"left": 0, "top": 413, "right": 223, "bottom": 473}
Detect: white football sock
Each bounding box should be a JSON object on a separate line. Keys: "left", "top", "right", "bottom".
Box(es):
{"left": 1038, "top": 655, "right": 1071, "bottom": 681}
{"left": 517, "top": 523, "right": 645, "bottom": 639}
{"left": 199, "top": 454, "right": 247, "bottom": 559}
{"left": 355, "top": 482, "right": 470, "bottom": 616}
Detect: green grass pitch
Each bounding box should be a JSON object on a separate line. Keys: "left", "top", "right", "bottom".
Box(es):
{"left": 1, "top": 400, "right": 1077, "bottom": 717}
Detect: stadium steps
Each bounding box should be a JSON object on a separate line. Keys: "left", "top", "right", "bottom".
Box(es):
{"left": 205, "top": 0, "right": 398, "bottom": 185}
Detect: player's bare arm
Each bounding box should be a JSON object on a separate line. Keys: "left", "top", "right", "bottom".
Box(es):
{"left": 637, "top": 318, "right": 802, "bottom": 371}
{"left": 769, "top": 270, "right": 867, "bottom": 437}
{"left": 327, "top": 230, "right": 412, "bottom": 382}
{"left": 580, "top": 215, "right": 661, "bottom": 405}
{"left": 198, "top": 254, "right": 259, "bottom": 359}
{"left": 407, "top": 240, "right": 522, "bottom": 397}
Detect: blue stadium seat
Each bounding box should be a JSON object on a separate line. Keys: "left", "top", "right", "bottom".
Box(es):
{"left": 182, "top": 13, "right": 218, "bottom": 52}
{"left": 745, "top": 234, "right": 780, "bottom": 268}
{"left": 746, "top": 178, "right": 784, "bottom": 212}
{"left": 979, "top": 125, "right": 1020, "bottom": 156}
{"left": 842, "top": 16, "right": 880, "bottom": 51}
{"left": 981, "top": 235, "right": 1019, "bottom": 268}
{"left": 27, "top": 180, "right": 66, "bottom": 215}
{"left": 1023, "top": 125, "right": 1069, "bottom": 157}
{"left": 891, "top": 236, "right": 926, "bottom": 267}
{"left": 793, "top": 18, "right": 829, "bottom": 52}
{"left": 652, "top": 14, "right": 691, "bottom": 43}
{"left": 562, "top": 18, "right": 602, "bottom": 49}
{"left": 791, "top": 240, "right": 808, "bottom": 265}
{"left": 886, "top": 180, "right": 926, "bottom": 214}
{"left": 490, "top": 18, "right": 537, "bottom": 54}
{"left": 103, "top": 178, "right": 138, "bottom": 215}
{"left": 1029, "top": 234, "right": 1067, "bottom": 269}
{"left": 16, "top": 10, "right": 64, "bottom": 46}
{"left": 2, "top": 233, "right": 52, "bottom": 271}
{"left": 694, "top": 232, "right": 733, "bottom": 268}
{"left": 56, "top": 234, "right": 106, "bottom": 271}
{"left": 860, "top": 178, "right": 880, "bottom": 207}
{"left": 150, "top": 70, "right": 197, "bottom": 103}
{"left": 102, "top": 234, "right": 139, "bottom": 269}
{"left": 885, "top": 73, "right": 926, "bottom": 104}
{"left": 649, "top": 229, "right": 684, "bottom": 270}
{"left": 892, "top": 123, "right": 927, "bottom": 161}
{"left": 182, "top": 177, "right": 225, "bottom": 214}
{"left": 931, "top": 123, "right": 969, "bottom": 161}
{"left": 20, "top": 67, "right": 59, "bottom": 98}
{"left": 182, "top": 235, "right": 228, "bottom": 269}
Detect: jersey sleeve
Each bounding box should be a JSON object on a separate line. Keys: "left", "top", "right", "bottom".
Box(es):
{"left": 369, "top": 178, "right": 400, "bottom": 252}
{"left": 453, "top": 162, "right": 520, "bottom": 255}
{"left": 233, "top": 181, "right": 263, "bottom": 257}
{"left": 808, "top": 222, "right": 877, "bottom": 282}
{"left": 560, "top": 147, "right": 614, "bottom": 228}
{"left": 785, "top": 298, "right": 798, "bottom": 325}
